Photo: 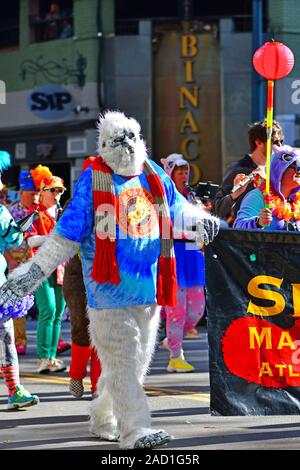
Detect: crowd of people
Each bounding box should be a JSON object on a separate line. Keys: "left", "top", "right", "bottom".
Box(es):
{"left": 0, "top": 110, "right": 299, "bottom": 448}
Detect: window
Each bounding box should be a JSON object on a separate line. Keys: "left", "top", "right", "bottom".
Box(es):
{"left": 0, "top": 1, "right": 19, "bottom": 49}
{"left": 29, "top": 0, "right": 73, "bottom": 43}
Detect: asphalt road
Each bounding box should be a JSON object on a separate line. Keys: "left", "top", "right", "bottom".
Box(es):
{"left": 1, "top": 319, "right": 300, "bottom": 452}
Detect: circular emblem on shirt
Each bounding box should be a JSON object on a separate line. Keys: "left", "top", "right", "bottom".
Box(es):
{"left": 117, "top": 187, "right": 157, "bottom": 238}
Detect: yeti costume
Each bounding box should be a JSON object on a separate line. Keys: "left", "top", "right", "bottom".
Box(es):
{"left": 0, "top": 111, "right": 219, "bottom": 449}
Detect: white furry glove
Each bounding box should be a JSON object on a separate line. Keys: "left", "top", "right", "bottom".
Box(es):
{"left": 175, "top": 203, "right": 220, "bottom": 245}
{"left": 196, "top": 215, "right": 220, "bottom": 245}
{"left": 0, "top": 232, "right": 79, "bottom": 309}
{"left": 0, "top": 262, "right": 44, "bottom": 308}
{"left": 27, "top": 235, "right": 48, "bottom": 248}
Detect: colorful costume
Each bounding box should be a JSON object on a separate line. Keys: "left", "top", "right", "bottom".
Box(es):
{"left": 6, "top": 170, "right": 38, "bottom": 352}
{"left": 0, "top": 152, "right": 38, "bottom": 409}
{"left": 63, "top": 253, "right": 101, "bottom": 397}
{"left": 234, "top": 147, "right": 300, "bottom": 231}
{"left": 161, "top": 154, "right": 206, "bottom": 372}
{"left": 27, "top": 168, "right": 67, "bottom": 372}
{"left": 0, "top": 111, "right": 219, "bottom": 448}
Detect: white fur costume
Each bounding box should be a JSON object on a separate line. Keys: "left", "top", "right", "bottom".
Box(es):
{"left": 0, "top": 111, "right": 219, "bottom": 449}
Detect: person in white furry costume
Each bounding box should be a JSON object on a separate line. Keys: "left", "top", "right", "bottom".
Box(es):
{"left": 0, "top": 111, "right": 219, "bottom": 449}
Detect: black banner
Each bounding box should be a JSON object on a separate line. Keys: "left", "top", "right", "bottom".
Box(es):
{"left": 205, "top": 228, "right": 300, "bottom": 415}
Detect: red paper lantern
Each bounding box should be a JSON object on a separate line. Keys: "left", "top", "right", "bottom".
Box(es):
{"left": 253, "top": 41, "right": 294, "bottom": 80}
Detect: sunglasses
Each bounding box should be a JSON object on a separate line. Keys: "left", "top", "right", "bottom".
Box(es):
{"left": 45, "top": 188, "right": 64, "bottom": 194}
{"left": 272, "top": 139, "right": 284, "bottom": 146}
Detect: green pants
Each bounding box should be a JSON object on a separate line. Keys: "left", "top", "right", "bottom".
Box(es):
{"left": 35, "top": 272, "right": 66, "bottom": 360}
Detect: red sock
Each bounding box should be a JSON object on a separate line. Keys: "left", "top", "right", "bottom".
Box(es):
{"left": 1, "top": 365, "right": 20, "bottom": 396}
{"left": 90, "top": 348, "right": 102, "bottom": 394}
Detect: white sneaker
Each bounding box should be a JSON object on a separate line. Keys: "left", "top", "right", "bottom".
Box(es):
{"left": 159, "top": 337, "right": 170, "bottom": 351}
{"left": 37, "top": 358, "right": 50, "bottom": 374}
{"left": 49, "top": 358, "right": 67, "bottom": 373}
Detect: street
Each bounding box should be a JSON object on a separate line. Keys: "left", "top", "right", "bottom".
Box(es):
{"left": 1, "top": 319, "right": 300, "bottom": 450}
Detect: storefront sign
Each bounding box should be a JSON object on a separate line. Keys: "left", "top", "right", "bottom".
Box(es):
{"left": 179, "top": 35, "right": 202, "bottom": 184}
{"left": 27, "top": 84, "right": 74, "bottom": 120}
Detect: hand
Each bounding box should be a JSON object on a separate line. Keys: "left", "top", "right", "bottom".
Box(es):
{"left": 257, "top": 208, "right": 272, "bottom": 227}
{"left": 197, "top": 216, "right": 220, "bottom": 245}
{"left": 0, "top": 262, "right": 44, "bottom": 309}
{"left": 231, "top": 173, "right": 251, "bottom": 200}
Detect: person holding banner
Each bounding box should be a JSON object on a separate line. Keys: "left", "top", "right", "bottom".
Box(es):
{"left": 213, "top": 119, "right": 284, "bottom": 225}
{"left": 234, "top": 146, "right": 300, "bottom": 231}
{"left": 161, "top": 154, "right": 206, "bottom": 373}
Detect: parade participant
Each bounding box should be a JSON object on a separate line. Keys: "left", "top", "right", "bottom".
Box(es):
{"left": 63, "top": 252, "right": 102, "bottom": 399}
{"left": 213, "top": 119, "right": 284, "bottom": 225}
{"left": 27, "top": 165, "right": 67, "bottom": 374}
{"left": 0, "top": 111, "right": 219, "bottom": 449}
{"left": 234, "top": 146, "right": 300, "bottom": 230}
{"left": 0, "top": 151, "right": 39, "bottom": 409}
{"left": 161, "top": 154, "right": 206, "bottom": 372}
{"left": 5, "top": 170, "right": 39, "bottom": 355}
{"left": 62, "top": 157, "right": 101, "bottom": 399}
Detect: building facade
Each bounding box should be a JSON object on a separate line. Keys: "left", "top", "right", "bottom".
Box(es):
{"left": 0, "top": 0, "right": 114, "bottom": 200}
{"left": 0, "top": 0, "right": 299, "bottom": 197}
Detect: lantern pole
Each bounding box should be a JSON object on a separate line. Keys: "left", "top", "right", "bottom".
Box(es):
{"left": 265, "top": 79, "right": 274, "bottom": 202}
{"left": 252, "top": 41, "right": 295, "bottom": 226}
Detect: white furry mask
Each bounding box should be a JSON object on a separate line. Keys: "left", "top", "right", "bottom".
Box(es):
{"left": 96, "top": 111, "right": 147, "bottom": 176}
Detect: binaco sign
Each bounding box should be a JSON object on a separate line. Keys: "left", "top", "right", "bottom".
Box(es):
{"left": 179, "top": 35, "right": 202, "bottom": 184}
{"left": 154, "top": 29, "right": 221, "bottom": 185}
{"left": 205, "top": 229, "right": 300, "bottom": 415}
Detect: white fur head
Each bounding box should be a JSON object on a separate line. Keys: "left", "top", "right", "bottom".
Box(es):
{"left": 96, "top": 111, "right": 147, "bottom": 176}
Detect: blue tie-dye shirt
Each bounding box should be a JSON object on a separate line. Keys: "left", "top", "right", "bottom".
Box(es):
{"left": 55, "top": 160, "right": 187, "bottom": 308}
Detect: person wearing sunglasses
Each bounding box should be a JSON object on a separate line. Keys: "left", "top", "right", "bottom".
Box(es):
{"left": 234, "top": 146, "right": 300, "bottom": 231}
{"left": 213, "top": 119, "right": 284, "bottom": 226}
{"left": 27, "top": 172, "right": 68, "bottom": 374}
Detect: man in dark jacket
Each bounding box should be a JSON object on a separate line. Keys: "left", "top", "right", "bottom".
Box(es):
{"left": 213, "top": 119, "right": 284, "bottom": 225}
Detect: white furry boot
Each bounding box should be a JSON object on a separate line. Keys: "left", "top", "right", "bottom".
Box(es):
{"left": 88, "top": 304, "right": 171, "bottom": 449}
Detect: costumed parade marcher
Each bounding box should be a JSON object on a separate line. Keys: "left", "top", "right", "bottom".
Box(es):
{"left": 63, "top": 250, "right": 102, "bottom": 399}
{"left": 234, "top": 146, "right": 300, "bottom": 231}
{"left": 27, "top": 165, "right": 68, "bottom": 374}
{"left": 0, "top": 151, "right": 39, "bottom": 409}
{"left": 0, "top": 111, "right": 219, "bottom": 449}
{"left": 5, "top": 170, "right": 39, "bottom": 355}
{"left": 161, "top": 154, "right": 206, "bottom": 373}
{"left": 63, "top": 157, "right": 102, "bottom": 399}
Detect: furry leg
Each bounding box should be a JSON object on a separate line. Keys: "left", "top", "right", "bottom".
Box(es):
{"left": 89, "top": 374, "right": 119, "bottom": 441}
{"left": 88, "top": 305, "right": 170, "bottom": 449}
{"left": 133, "top": 304, "right": 161, "bottom": 382}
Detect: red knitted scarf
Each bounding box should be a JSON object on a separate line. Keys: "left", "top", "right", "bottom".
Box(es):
{"left": 91, "top": 156, "right": 177, "bottom": 307}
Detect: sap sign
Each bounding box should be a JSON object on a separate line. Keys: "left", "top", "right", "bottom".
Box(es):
{"left": 27, "top": 84, "right": 74, "bottom": 120}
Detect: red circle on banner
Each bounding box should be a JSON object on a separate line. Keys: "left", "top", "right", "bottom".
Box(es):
{"left": 253, "top": 41, "right": 294, "bottom": 80}
{"left": 222, "top": 316, "right": 300, "bottom": 388}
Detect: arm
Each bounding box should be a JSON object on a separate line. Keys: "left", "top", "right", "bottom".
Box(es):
{"left": 213, "top": 164, "right": 253, "bottom": 219}
{"left": 27, "top": 235, "right": 48, "bottom": 248}
{"left": 153, "top": 163, "right": 220, "bottom": 245}
{"left": 233, "top": 189, "right": 265, "bottom": 230}
{"left": 0, "top": 168, "right": 93, "bottom": 308}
